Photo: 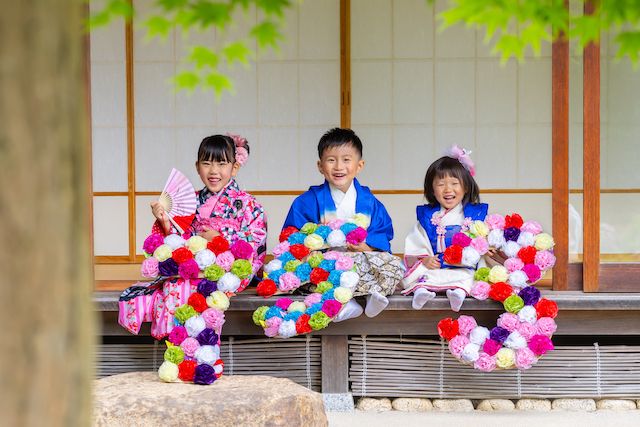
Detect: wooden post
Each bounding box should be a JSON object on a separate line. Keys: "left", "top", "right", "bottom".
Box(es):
{"left": 321, "top": 335, "right": 349, "bottom": 393}
{"left": 340, "top": 0, "right": 351, "bottom": 129}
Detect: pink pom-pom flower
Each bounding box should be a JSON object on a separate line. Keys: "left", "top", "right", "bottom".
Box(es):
{"left": 215, "top": 251, "right": 235, "bottom": 271}
{"left": 279, "top": 272, "right": 301, "bottom": 292}
{"left": 497, "top": 312, "right": 520, "bottom": 332}
{"left": 515, "top": 347, "right": 538, "bottom": 370}
{"left": 143, "top": 234, "right": 165, "bottom": 255}
{"left": 504, "top": 257, "right": 525, "bottom": 274}
{"left": 265, "top": 317, "right": 282, "bottom": 337}
{"left": 528, "top": 335, "right": 554, "bottom": 355}
{"left": 178, "top": 259, "right": 200, "bottom": 280}
{"left": 346, "top": 227, "right": 367, "bottom": 245}
{"left": 323, "top": 251, "right": 341, "bottom": 261}
{"left": 141, "top": 257, "right": 159, "bottom": 278}
{"left": 322, "top": 299, "right": 342, "bottom": 318}
{"left": 449, "top": 335, "right": 470, "bottom": 358}
{"left": 535, "top": 317, "right": 557, "bottom": 337}
{"left": 275, "top": 298, "right": 294, "bottom": 311}
{"left": 335, "top": 256, "right": 354, "bottom": 271}
{"left": 522, "top": 263, "right": 542, "bottom": 283}
{"left": 328, "top": 219, "right": 346, "bottom": 230}
{"left": 230, "top": 240, "right": 254, "bottom": 260}
{"left": 180, "top": 337, "right": 200, "bottom": 357}
{"left": 534, "top": 250, "right": 556, "bottom": 271}
{"left": 485, "top": 214, "right": 506, "bottom": 230}
{"left": 457, "top": 315, "right": 477, "bottom": 336}
{"left": 521, "top": 221, "right": 543, "bottom": 235}
{"left": 470, "top": 237, "right": 489, "bottom": 255}
{"left": 482, "top": 339, "right": 502, "bottom": 356}
{"left": 201, "top": 308, "right": 225, "bottom": 329}
{"left": 304, "top": 293, "right": 322, "bottom": 307}
{"left": 474, "top": 353, "right": 497, "bottom": 372}
{"left": 471, "top": 281, "right": 490, "bottom": 300}
{"left": 517, "top": 321, "right": 536, "bottom": 341}
{"left": 452, "top": 232, "right": 472, "bottom": 247}
{"left": 272, "top": 241, "right": 291, "bottom": 259}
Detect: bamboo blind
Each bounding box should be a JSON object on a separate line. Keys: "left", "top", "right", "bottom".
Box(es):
{"left": 94, "top": 336, "right": 322, "bottom": 392}
{"left": 349, "top": 336, "right": 640, "bottom": 399}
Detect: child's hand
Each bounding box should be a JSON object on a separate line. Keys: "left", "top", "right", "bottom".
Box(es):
{"left": 486, "top": 248, "right": 497, "bottom": 257}
{"left": 151, "top": 201, "right": 171, "bottom": 235}
{"left": 422, "top": 256, "right": 441, "bottom": 270}
{"left": 199, "top": 226, "right": 221, "bottom": 241}
{"left": 347, "top": 241, "right": 373, "bottom": 252}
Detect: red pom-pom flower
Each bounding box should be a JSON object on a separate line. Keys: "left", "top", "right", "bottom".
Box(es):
{"left": 488, "top": 282, "right": 514, "bottom": 302}
{"left": 172, "top": 247, "right": 193, "bottom": 264}
{"left": 295, "top": 314, "right": 313, "bottom": 334}
{"left": 257, "top": 279, "right": 278, "bottom": 298}
{"left": 535, "top": 298, "right": 558, "bottom": 319}
{"left": 437, "top": 318, "right": 460, "bottom": 341}
{"left": 443, "top": 245, "right": 463, "bottom": 264}
{"left": 188, "top": 292, "right": 208, "bottom": 313}
{"left": 309, "top": 267, "right": 330, "bottom": 284}
{"left": 207, "top": 236, "right": 229, "bottom": 255}
{"left": 518, "top": 246, "right": 537, "bottom": 264}
{"left": 279, "top": 226, "right": 299, "bottom": 243}
{"left": 505, "top": 213, "right": 524, "bottom": 229}
{"left": 178, "top": 360, "right": 198, "bottom": 381}
{"left": 289, "top": 244, "right": 310, "bottom": 260}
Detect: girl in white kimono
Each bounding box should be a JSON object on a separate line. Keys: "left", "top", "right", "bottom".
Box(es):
{"left": 400, "top": 145, "right": 492, "bottom": 312}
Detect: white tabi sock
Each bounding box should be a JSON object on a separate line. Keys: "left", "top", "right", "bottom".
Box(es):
{"left": 333, "top": 299, "right": 364, "bottom": 322}
{"left": 446, "top": 288, "right": 466, "bottom": 312}
{"left": 412, "top": 288, "right": 436, "bottom": 310}
{"left": 364, "top": 291, "right": 389, "bottom": 318}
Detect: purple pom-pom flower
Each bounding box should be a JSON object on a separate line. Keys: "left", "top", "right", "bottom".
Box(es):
{"left": 503, "top": 227, "right": 521, "bottom": 242}
{"left": 158, "top": 258, "right": 179, "bottom": 276}
{"left": 489, "top": 326, "right": 510, "bottom": 344}
{"left": 193, "top": 364, "right": 216, "bottom": 385}
{"left": 519, "top": 286, "right": 541, "bottom": 306}
{"left": 197, "top": 278, "right": 217, "bottom": 297}
{"left": 197, "top": 328, "right": 219, "bottom": 346}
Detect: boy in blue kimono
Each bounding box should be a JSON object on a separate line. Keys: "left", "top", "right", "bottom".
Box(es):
{"left": 283, "top": 128, "right": 405, "bottom": 321}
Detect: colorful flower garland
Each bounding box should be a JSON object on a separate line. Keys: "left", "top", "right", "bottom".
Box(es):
{"left": 437, "top": 213, "right": 558, "bottom": 371}
{"left": 141, "top": 234, "right": 259, "bottom": 293}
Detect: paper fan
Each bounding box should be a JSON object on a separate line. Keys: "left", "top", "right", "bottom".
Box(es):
{"left": 158, "top": 168, "right": 197, "bottom": 234}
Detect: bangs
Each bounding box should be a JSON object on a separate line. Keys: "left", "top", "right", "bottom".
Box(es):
{"left": 433, "top": 158, "right": 466, "bottom": 183}
{"left": 198, "top": 135, "right": 235, "bottom": 163}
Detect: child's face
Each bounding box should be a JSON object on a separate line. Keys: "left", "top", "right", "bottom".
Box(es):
{"left": 317, "top": 144, "right": 364, "bottom": 193}
{"left": 196, "top": 158, "right": 239, "bottom": 194}
{"left": 433, "top": 173, "right": 465, "bottom": 210}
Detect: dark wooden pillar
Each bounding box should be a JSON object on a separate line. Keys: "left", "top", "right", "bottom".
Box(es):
{"left": 321, "top": 335, "right": 349, "bottom": 393}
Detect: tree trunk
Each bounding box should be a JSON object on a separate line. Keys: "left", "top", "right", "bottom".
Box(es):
{"left": 0, "top": 1, "right": 94, "bottom": 426}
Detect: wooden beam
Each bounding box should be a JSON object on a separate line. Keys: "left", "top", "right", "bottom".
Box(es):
{"left": 126, "top": 2, "right": 137, "bottom": 263}
{"left": 552, "top": 24, "right": 569, "bottom": 291}
{"left": 583, "top": 0, "right": 600, "bottom": 292}
{"left": 321, "top": 336, "right": 349, "bottom": 393}
{"left": 340, "top": 0, "right": 351, "bottom": 129}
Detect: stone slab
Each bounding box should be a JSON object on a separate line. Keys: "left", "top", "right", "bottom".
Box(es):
{"left": 552, "top": 398, "right": 596, "bottom": 412}
{"left": 322, "top": 393, "right": 355, "bottom": 412}
{"left": 356, "top": 397, "right": 392, "bottom": 411}
{"left": 516, "top": 399, "right": 552, "bottom": 411}
{"left": 432, "top": 399, "right": 474, "bottom": 412}
{"left": 477, "top": 399, "right": 515, "bottom": 411}
{"left": 93, "top": 372, "right": 328, "bottom": 427}
{"left": 596, "top": 399, "right": 637, "bottom": 411}
{"left": 391, "top": 398, "right": 433, "bottom": 412}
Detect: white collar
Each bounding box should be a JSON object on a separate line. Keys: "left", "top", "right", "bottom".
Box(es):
{"left": 329, "top": 181, "right": 355, "bottom": 206}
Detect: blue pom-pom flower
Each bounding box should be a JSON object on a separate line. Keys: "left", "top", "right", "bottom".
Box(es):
{"left": 265, "top": 306, "right": 285, "bottom": 320}
{"left": 305, "top": 303, "right": 323, "bottom": 316}
{"left": 327, "top": 269, "right": 344, "bottom": 285}
{"left": 314, "top": 225, "right": 332, "bottom": 240}
{"left": 268, "top": 268, "right": 287, "bottom": 285}
{"left": 295, "top": 262, "right": 312, "bottom": 281}
{"left": 340, "top": 222, "right": 358, "bottom": 235}
{"left": 318, "top": 259, "right": 336, "bottom": 272}
{"left": 284, "top": 311, "right": 304, "bottom": 322}
{"left": 287, "top": 232, "right": 307, "bottom": 245}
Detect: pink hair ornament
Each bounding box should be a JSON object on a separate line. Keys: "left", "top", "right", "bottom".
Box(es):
{"left": 443, "top": 143, "right": 476, "bottom": 177}
{"left": 227, "top": 133, "right": 249, "bottom": 166}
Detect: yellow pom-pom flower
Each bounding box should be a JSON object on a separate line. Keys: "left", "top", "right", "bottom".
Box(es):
{"left": 333, "top": 286, "right": 353, "bottom": 304}
{"left": 350, "top": 213, "right": 371, "bottom": 230}
{"left": 206, "top": 290, "right": 230, "bottom": 311}
{"left": 534, "top": 233, "right": 555, "bottom": 251}
{"left": 470, "top": 220, "right": 490, "bottom": 238}
{"left": 288, "top": 301, "right": 307, "bottom": 314}
{"left": 158, "top": 361, "right": 179, "bottom": 382}
{"left": 186, "top": 236, "right": 208, "bottom": 254}
{"left": 304, "top": 234, "right": 325, "bottom": 251}
{"left": 495, "top": 347, "right": 515, "bottom": 368}
{"left": 488, "top": 265, "right": 509, "bottom": 284}
{"left": 153, "top": 244, "right": 172, "bottom": 262}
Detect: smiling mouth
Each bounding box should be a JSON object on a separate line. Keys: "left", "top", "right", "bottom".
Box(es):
{"left": 333, "top": 174, "right": 346, "bottom": 179}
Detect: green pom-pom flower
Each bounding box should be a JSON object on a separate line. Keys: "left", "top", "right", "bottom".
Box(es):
{"left": 164, "top": 346, "right": 185, "bottom": 365}
{"left": 315, "top": 281, "right": 333, "bottom": 294}
{"left": 307, "top": 253, "right": 324, "bottom": 268}
{"left": 300, "top": 222, "right": 319, "bottom": 235}
{"left": 504, "top": 295, "right": 525, "bottom": 314}
{"left": 204, "top": 264, "right": 225, "bottom": 282}
{"left": 284, "top": 260, "right": 303, "bottom": 272}
{"left": 231, "top": 259, "right": 253, "bottom": 279}
{"left": 174, "top": 304, "right": 197, "bottom": 324}
{"left": 309, "top": 312, "right": 331, "bottom": 330}
{"left": 253, "top": 306, "right": 269, "bottom": 325}
{"left": 474, "top": 267, "right": 490, "bottom": 282}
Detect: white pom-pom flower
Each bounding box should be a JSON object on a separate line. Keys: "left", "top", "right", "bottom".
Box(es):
{"left": 487, "top": 229, "right": 505, "bottom": 249}
{"left": 339, "top": 271, "right": 360, "bottom": 290}
{"left": 502, "top": 241, "right": 521, "bottom": 258}
{"left": 217, "top": 272, "right": 241, "bottom": 293}
{"left": 195, "top": 249, "right": 216, "bottom": 270}
{"left": 195, "top": 344, "right": 220, "bottom": 365}
{"left": 460, "top": 343, "right": 480, "bottom": 364}
{"left": 469, "top": 326, "right": 491, "bottom": 345}
{"left": 503, "top": 331, "right": 528, "bottom": 350}
{"left": 508, "top": 270, "right": 529, "bottom": 288}
{"left": 517, "top": 305, "right": 538, "bottom": 325}
{"left": 278, "top": 320, "right": 298, "bottom": 339}
{"left": 185, "top": 315, "right": 206, "bottom": 337}
{"left": 164, "top": 234, "right": 186, "bottom": 251}
{"left": 264, "top": 259, "right": 283, "bottom": 275}
{"left": 517, "top": 231, "right": 535, "bottom": 248}
{"left": 461, "top": 247, "right": 481, "bottom": 267}
{"left": 327, "top": 230, "right": 347, "bottom": 248}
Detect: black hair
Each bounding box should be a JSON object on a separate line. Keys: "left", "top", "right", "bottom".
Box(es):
{"left": 197, "top": 134, "right": 250, "bottom": 163}
{"left": 423, "top": 156, "right": 480, "bottom": 207}
{"left": 317, "top": 127, "right": 363, "bottom": 159}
